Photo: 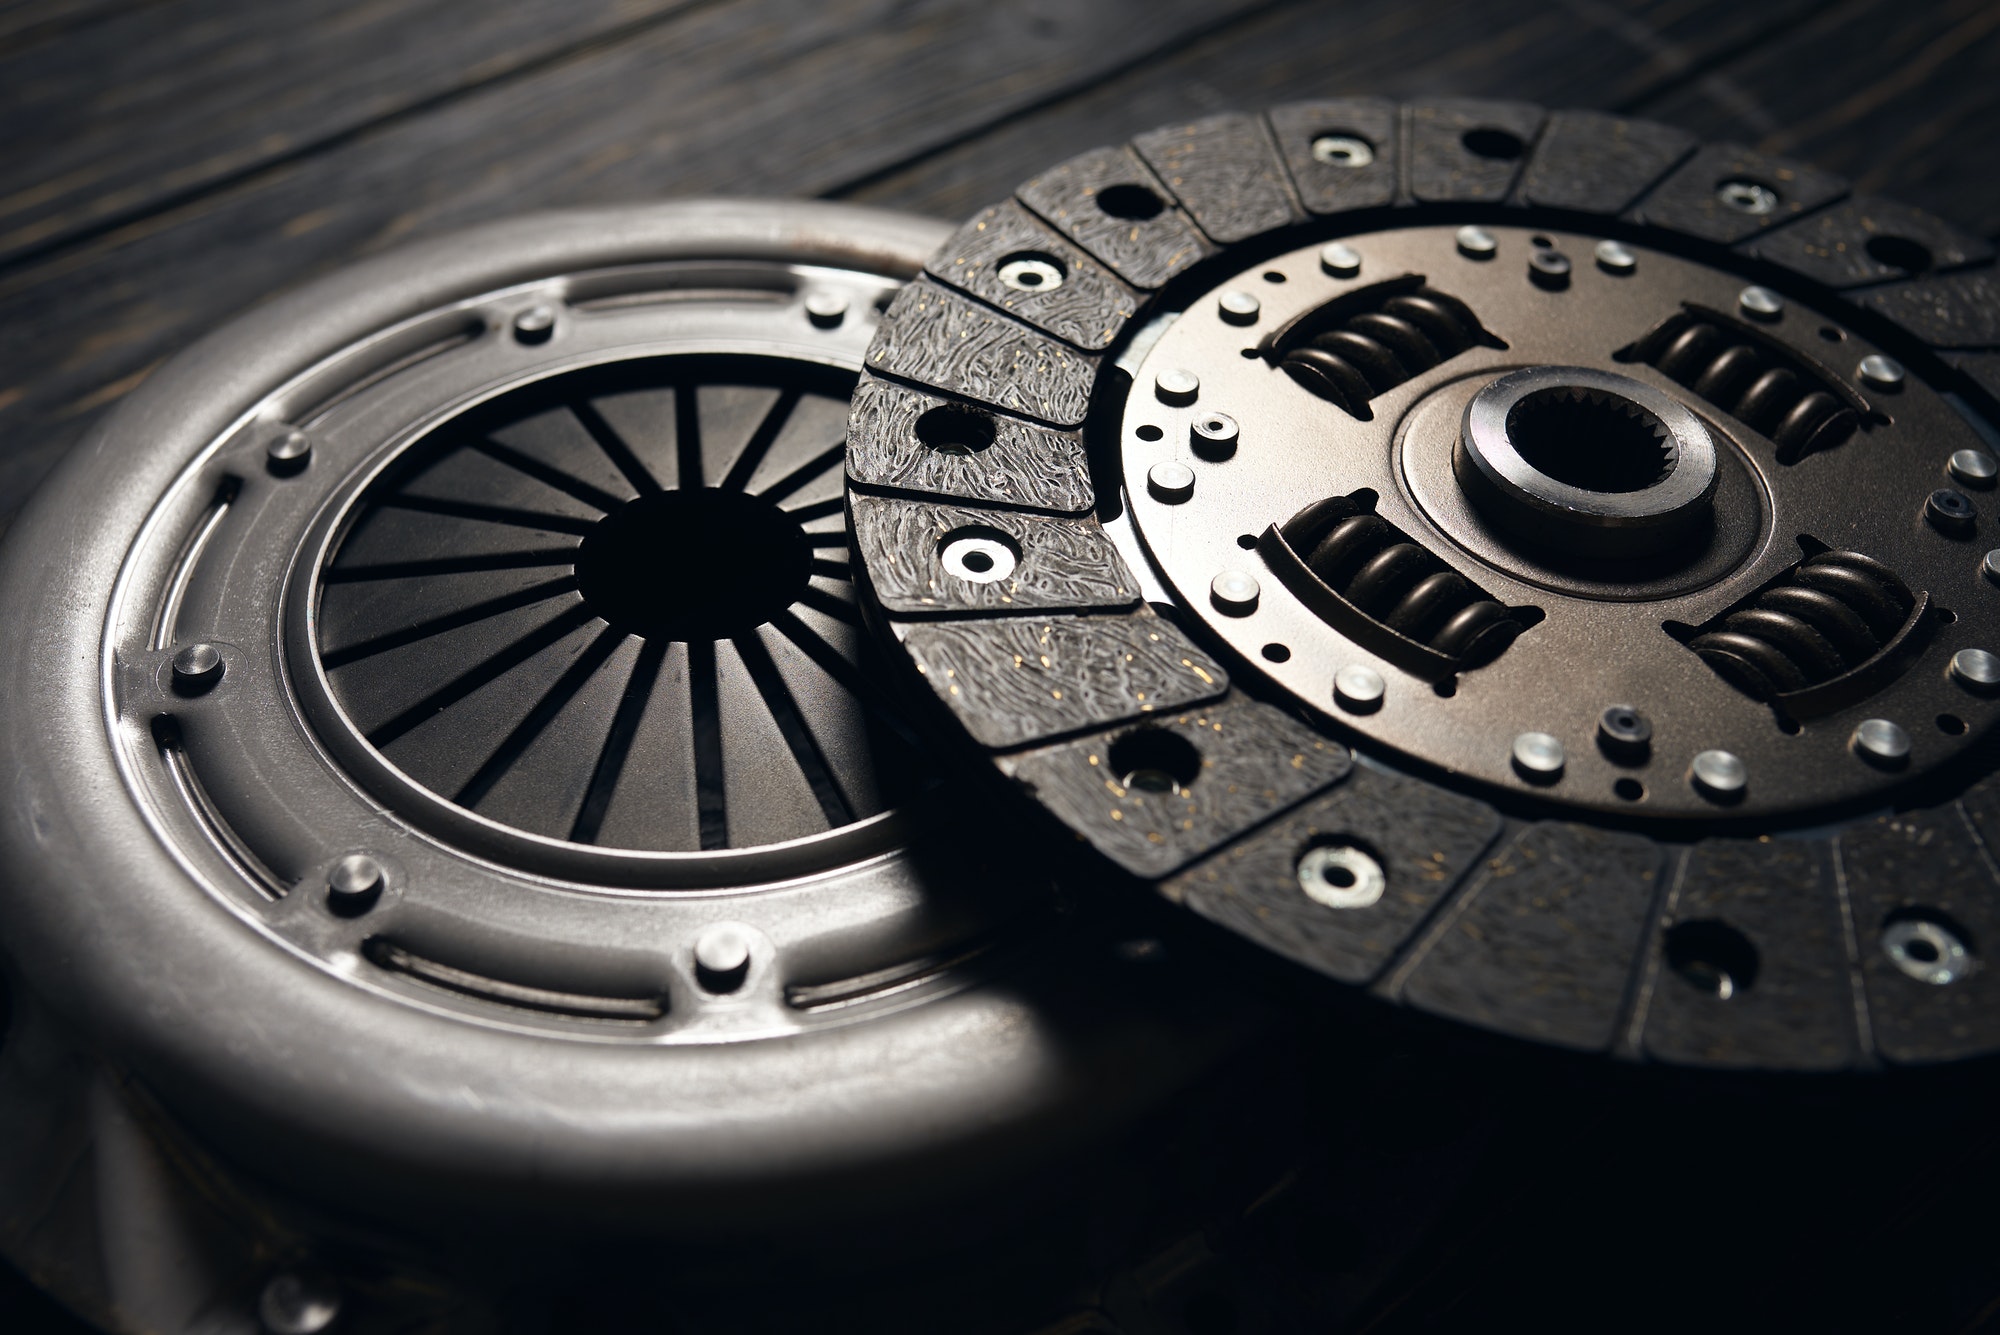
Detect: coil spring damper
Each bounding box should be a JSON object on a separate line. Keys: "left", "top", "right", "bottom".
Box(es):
{"left": 847, "top": 99, "right": 2000, "bottom": 1071}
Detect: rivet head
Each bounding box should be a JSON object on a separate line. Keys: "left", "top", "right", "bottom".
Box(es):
{"left": 1858, "top": 354, "right": 1905, "bottom": 390}
{"left": 1690, "top": 749, "right": 1747, "bottom": 800}
{"left": 265, "top": 429, "right": 312, "bottom": 474}
{"left": 1217, "top": 290, "right": 1261, "bottom": 324}
{"left": 1927, "top": 488, "right": 1976, "bottom": 536}
{"left": 1528, "top": 249, "right": 1571, "bottom": 289}
{"left": 1851, "top": 717, "right": 1911, "bottom": 768}
{"left": 1310, "top": 135, "right": 1374, "bottom": 168}
{"left": 1334, "top": 663, "right": 1385, "bottom": 712}
{"left": 1456, "top": 225, "right": 1497, "bottom": 258}
{"left": 1155, "top": 368, "right": 1200, "bottom": 405}
{"left": 1296, "top": 845, "right": 1386, "bottom": 910}
{"left": 259, "top": 1272, "right": 341, "bottom": 1335}
{"left": 1949, "top": 449, "right": 1997, "bottom": 488}
{"left": 1596, "top": 705, "right": 1652, "bottom": 760}
{"left": 1717, "top": 179, "right": 1779, "bottom": 215}
{"left": 326, "top": 854, "right": 384, "bottom": 915}
{"left": 997, "top": 255, "right": 1064, "bottom": 292}
{"left": 1737, "top": 285, "right": 1783, "bottom": 321}
{"left": 694, "top": 923, "right": 754, "bottom": 992}
{"left": 804, "top": 291, "right": 848, "bottom": 327}
{"left": 1319, "top": 242, "right": 1362, "bottom": 277}
{"left": 1147, "top": 461, "right": 1195, "bottom": 503}
{"left": 1511, "top": 732, "right": 1564, "bottom": 781}
{"left": 1210, "top": 569, "right": 1260, "bottom": 615}
{"left": 1950, "top": 647, "right": 2000, "bottom": 693}
{"left": 1983, "top": 550, "right": 2000, "bottom": 585}
{"left": 1882, "top": 918, "right": 1974, "bottom": 985}
{"left": 1191, "top": 412, "right": 1239, "bottom": 459}
{"left": 511, "top": 304, "right": 555, "bottom": 343}
{"left": 170, "top": 643, "right": 224, "bottom": 694}
{"left": 939, "top": 531, "right": 1017, "bottom": 584}
{"left": 1593, "top": 240, "right": 1636, "bottom": 274}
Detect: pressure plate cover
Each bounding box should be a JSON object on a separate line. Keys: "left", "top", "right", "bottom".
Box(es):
{"left": 845, "top": 99, "right": 2000, "bottom": 1072}
{"left": 0, "top": 199, "right": 1229, "bottom": 1231}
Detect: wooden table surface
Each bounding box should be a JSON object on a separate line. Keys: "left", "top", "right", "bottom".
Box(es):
{"left": 1, "top": 0, "right": 1996, "bottom": 537}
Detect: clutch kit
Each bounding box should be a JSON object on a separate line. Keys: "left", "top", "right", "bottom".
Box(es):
{"left": 0, "top": 199, "right": 1240, "bottom": 1318}
{"left": 846, "top": 99, "right": 2000, "bottom": 1071}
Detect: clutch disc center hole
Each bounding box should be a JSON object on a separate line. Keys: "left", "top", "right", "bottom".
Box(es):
{"left": 576, "top": 488, "right": 811, "bottom": 640}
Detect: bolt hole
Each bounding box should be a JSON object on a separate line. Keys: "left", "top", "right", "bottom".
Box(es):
{"left": 1937, "top": 606, "right": 1959, "bottom": 624}
{"left": 1939, "top": 713, "right": 1968, "bottom": 735}
{"left": 1819, "top": 325, "right": 1845, "bottom": 342}
{"left": 915, "top": 404, "right": 996, "bottom": 456}
{"left": 1095, "top": 183, "right": 1164, "bottom": 220}
{"left": 1614, "top": 777, "right": 1645, "bottom": 802}
{"left": 1262, "top": 642, "right": 1291, "bottom": 662}
{"left": 1433, "top": 677, "right": 1457, "bottom": 698}
{"left": 1776, "top": 715, "right": 1802, "bottom": 735}
{"left": 1531, "top": 234, "right": 1553, "bottom": 249}
{"left": 1136, "top": 423, "right": 1163, "bottom": 442}
{"left": 962, "top": 550, "right": 993, "bottom": 573}
{"left": 1865, "top": 234, "right": 1934, "bottom": 274}
{"left": 996, "top": 251, "right": 1066, "bottom": 291}
{"left": 1664, "top": 920, "right": 1759, "bottom": 999}
{"left": 1236, "top": 533, "right": 1257, "bottom": 550}
{"left": 1462, "top": 128, "right": 1524, "bottom": 160}
{"left": 1108, "top": 727, "right": 1202, "bottom": 796}
{"left": 1240, "top": 347, "right": 1260, "bottom": 359}
{"left": 1262, "top": 270, "right": 1287, "bottom": 283}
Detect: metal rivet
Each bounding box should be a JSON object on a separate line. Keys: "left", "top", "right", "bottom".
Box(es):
{"left": 997, "top": 255, "right": 1064, "bottom": 292}
{"left": 1191, "top": 412, "right": 1239, "bottom": 459}
{"left": 1333, "top": 664, "right": 1385, "bottom": 713}
{"left": 939, "top": 531, "right": 1017, "bottom": 584}
{"left": 1737, "top": 286, "right": 1783, "bottom": 321}
{"left": 694, "top": 923, "right": 753, "bottom": 992}
{"left": 1882, "top": 918, "right": 1973, "bottom": 985}
{"left": 1951, "top": 647, "right": 2000, "bottom": 693}
{"left": 1155, "top": 369, "right": 1200, "bottom": 405}
{"left": 1511, "top": 732, "right": 1564, "bottom": 781}
{"left": 1851, "top": 717, "right": 1911, "bottom": 768}
{"left": 265, "top": 429, "right": 312, "bottom": 474}
{"left": 1983, "top": 550, "right": 2000, "bottom": 585}
{"left": 1217, "top": 290, "right": 1261, "bottom": 324}
{"left": 1927, "top": 488, "right": 1976, "bottom": 536}
{"left": 1456, "top": 225, "right": 1497, "bottom": 258}
{"left": 1147, "top": 461, "right": 1195, "bottom": 504}
{"left": 326, "top": 854, "right": 384, "bottom": 915}
{"left": 1717, "top": 180, "right": 1778, "bottom": 215}
{"left": 512, "top": 304, "right": 555, "bottom": 343}
{"left": 1690, "top": 749, "right": 1747, "bottom": 800}
{"left": 1297, "top": 845, "right": 1386, "bottom": 910}
{"left": 1858, "top": 354, "right": 1905, "bottom": 390}
{"left": 1950, "top": 449, "right": 1998, "bottom": 488}
{"left": 170, "top": 643, "right": 224, "bottom": 694}
{"left": 1594, "top": 240, "right": 1636, "bottom": 274}
{"left": 259, "top": 1272, "right": 341, "bottom": 1335}
{"left": 1310, "top": 135, "right": 1374, "bottom": 168}
{"left": 804, "top": 291, "right": 848, "bottom": 327}
{"left": 1596, "top": 705, "right": 1652, "bottom": 761}
{"left": 1319, "top": 242, "right": 1362, "bottom": 277}
{"left": 1528, "top": 249, "right": 1571, "bottom": 290}
{"left": 1210, "top": 569, "right": 1260, "bottom": 615}
{"left": 1334, "top": 664, "right": 1385, "bottom": 713}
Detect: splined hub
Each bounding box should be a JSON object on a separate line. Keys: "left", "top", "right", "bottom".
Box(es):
{"left": 846, "top": 98, "right": 2000, "bottom": 1070}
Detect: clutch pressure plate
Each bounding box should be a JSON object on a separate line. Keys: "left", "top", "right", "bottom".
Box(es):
{"left": 847, "top": 99, "right": 2000, "bottom": 1071}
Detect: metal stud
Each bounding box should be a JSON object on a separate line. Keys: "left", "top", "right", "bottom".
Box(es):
{"left": 265, "top": 429, "right": 312, "bottom": 474}
{"left": 1690, "top": 749, "right": 1747, "bottom": 800}
{"left": 1334, "top": 664, "right": 1385, "bottom": 713}
{"left": 1593, "top": 240, "right": 1636, "bottom": 274}
{"left": 1983, "top": 550, "right": 2000, "bottom": 585}
{"left": 1858, "top": 354, "right": 1905, "bottom": 390}
{"left": 1596, "top": 705, "right": 1652, "bottom": 761}
{"left": 170, "top": 643, "right": 224, "bottom": 694}
{"left": 326, "top": 854, "right": 384, "bottom": 915}
{"left": 804, "top": 291, "right": 848, "bottom": 327}
{"left": 1154, "top": 368, "right": 1200, "bottom": 405}
{"left": 1927, "top": 488, "right": 1976, "bottom": 536}
{"left": 1511, "top": 732, "right": 1564, "bottom": 781}
{"left": 1950, "top": 648, "right": 2000, "bottom": 694}
{"left": 1851, "top": 718, "right": 1911, "bottom": 768}
{"left": 1950, "top": 449, "right": 1998, "bottom": 488}
{"left": 1209, "top": 569, "right": 1260, "bottom": 615}
{"left": 1529, "top": 249, "right": 1571, "bottom": 289}
{"left": 1456, "top": 225, "right": 1498, "bottom": 258}
{"left": 1737, "top": 286, "right": 1783, "bottom": 321}
{"left": 1217, "top": 290, "right": 1261, "bottom": 324}
{"left": 1147, "top": 461, "right": 1195, "bottom": 504}
{"left": 1191, "top": 412, "right": 1239, "bottom": 459}
{"left": 511, "top": 304, "right": 555, "bottom": 343}
{"left": 1319, "top": 242, "right": 1362, "bottom": 277}
{"left": 694, "top": 923, "right": 754, "bottom": 992}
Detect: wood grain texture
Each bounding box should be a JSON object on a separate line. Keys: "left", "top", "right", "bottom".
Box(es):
{"left": 1166, "top": 764, "right": 1501, "bottom": 985}
{"left": 850, "top": 493, "right": 1138, "bottom": 617}
{"left": 924, "top": 201, "right": 1140, "bottom": 352}
{"left": 1639, "top": 837, "right": 1856, "bottom": 1071}
{"left": 897, "top": 611, "right": 1228, "bottom": 750}
{"left": 845, "top": 373, "right": 1094, "bottom": 515}
{"left": 1396, "top": 822, "right": 1665, "bottom": 1053}
{"left": 867, "top": 278, "right": 1098, "bottom": 427}
{"left": 1133, "top": 112, "right": 1302, "bottom": 244}
{"left": 1015, "top": 146, "right": 1215, "bottom": 291}
{"left": 1000, "top": 694, "right": 1351, "bottom": 878}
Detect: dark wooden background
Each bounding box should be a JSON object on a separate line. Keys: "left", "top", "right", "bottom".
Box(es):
{"left": 2, "top": 0, "right": 1998, "bottom": 539}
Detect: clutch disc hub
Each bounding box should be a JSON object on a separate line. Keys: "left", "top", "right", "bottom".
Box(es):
{"left": 846, "top": 99, "right": 2000, "bottom": 1070}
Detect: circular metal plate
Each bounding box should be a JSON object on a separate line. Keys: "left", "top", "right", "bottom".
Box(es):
{"left": 845, "top": 101, "right": 2000, "bottom": 1072}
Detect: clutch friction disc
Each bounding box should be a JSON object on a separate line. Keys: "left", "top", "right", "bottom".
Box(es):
{"left": 0, "top": 199, "right": 1237, "bottom": 1245}
{"left": 845, "top": 99, "right": 2000, "bottom": 1072}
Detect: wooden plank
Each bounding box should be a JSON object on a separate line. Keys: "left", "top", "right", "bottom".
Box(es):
{"left": 841, "top": 0, "right": 1833, "bottom": 223}
{"left": 1637, "top": 0, "right": 2000, "bottom": 239}
{"left": 0, "top": 0, "right": 702, "bottom": 265}
{"left": 0, "top": 0, "right": 1275, "bottom": 526}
